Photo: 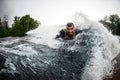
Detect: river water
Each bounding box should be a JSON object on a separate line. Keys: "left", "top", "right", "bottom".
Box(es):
{"left": 0, "top": 13, "right": 120, "bottom": 80}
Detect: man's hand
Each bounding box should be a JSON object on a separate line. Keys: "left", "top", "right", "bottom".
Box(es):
{"left": 55, "top": 35, "right": 60, "bottom": 39}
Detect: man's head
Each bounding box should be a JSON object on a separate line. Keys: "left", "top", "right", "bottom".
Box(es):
{"left": 66, "top": 22, "right": 75, "bottom": 36}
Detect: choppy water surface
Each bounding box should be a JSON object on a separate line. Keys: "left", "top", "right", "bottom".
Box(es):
{"left": 0, "top": 13, "right": 120, "bottom": 80}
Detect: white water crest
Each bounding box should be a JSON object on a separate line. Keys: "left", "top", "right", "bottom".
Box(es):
{"left": 71, "top": 12, "right": 120, "bottom": 80}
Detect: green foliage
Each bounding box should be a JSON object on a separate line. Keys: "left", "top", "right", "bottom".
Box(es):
{"left": 12, "top": 15, "right": 40, "bottom": 36}
{"left": 0, "top": 17, "right": 10, "bottom": 37}
{"left": 99, "top": 14, "right": 120, "bottom": 35}
{"left": 0, "top": 14, "right": 40, "bottom": 37}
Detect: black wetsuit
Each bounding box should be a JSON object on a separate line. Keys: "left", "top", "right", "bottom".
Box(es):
{"left": 56, "top": 29, "right": 82, "bottom": 40}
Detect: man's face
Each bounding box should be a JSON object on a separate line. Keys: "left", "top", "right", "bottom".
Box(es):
{"left": 66, "top": 26, "right": 75, "bottom": 36}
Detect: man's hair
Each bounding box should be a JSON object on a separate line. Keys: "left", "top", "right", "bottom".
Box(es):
{"left": 66, "top": 22, "right": 74, "bottom": 27}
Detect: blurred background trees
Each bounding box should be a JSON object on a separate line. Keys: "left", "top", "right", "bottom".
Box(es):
{"left": 99, "top": 14, "right": 120, "bottom": 36}
{"left": 0, "top": 15, "right": 10, "bottom": 37}
{"left": 12, "top": 15, "right": 40, "bottom": 36}
{"left": 0, "top": 14, "right": 40, "bottom": 37}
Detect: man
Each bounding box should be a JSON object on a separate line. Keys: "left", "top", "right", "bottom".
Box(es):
{"left": 56, "top": 22, "right": 82, "bottom": 40}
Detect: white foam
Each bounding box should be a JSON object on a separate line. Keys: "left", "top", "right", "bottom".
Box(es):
{"left": 71, "top": 12, "right": 120, "bottom": 80}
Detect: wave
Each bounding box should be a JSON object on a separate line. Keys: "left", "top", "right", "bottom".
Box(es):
{"left": 0, "top": 12, "right": 120, "bottom": 80}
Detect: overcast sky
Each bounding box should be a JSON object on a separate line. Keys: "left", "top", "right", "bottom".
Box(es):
{"left": 0, "top": 0, "right": 120, "bottom": 25}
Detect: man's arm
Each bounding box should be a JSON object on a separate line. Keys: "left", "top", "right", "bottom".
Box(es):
{"left": 55, "top": 29, "right": 65, "bottom": 39}
{"left": 55, "top": 35, "right": 60, "bottom": 39}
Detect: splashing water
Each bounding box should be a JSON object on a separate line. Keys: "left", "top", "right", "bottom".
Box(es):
{"left": 71, "top": 12, "right": 120, "bottom": 80}
{"left": 0, "top": 12, "right": 120, "bottom": 80}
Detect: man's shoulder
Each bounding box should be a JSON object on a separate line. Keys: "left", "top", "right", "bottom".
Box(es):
{"left": 60, "top": 29, "right": 66, "bottom": 34}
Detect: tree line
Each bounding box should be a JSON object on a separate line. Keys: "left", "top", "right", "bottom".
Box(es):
{"left": 0, "top": 14, "right": 40, "bottom": 38}
{"left": 99, "top": 14, "right": 120, "bottom": 36}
